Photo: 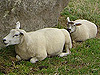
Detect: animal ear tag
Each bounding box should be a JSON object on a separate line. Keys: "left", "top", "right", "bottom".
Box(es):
{"left": 75, "top": 23, "right": 82, "bottom": 26}
{"left": 16, "top": 21, "right": 20, "bottom": 29}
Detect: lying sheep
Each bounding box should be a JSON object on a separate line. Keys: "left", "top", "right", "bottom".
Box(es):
{"left": 3, "top": 21, "right": 72, "bottom": 63}
{"left": 66, "top": 17, "right": 97, "bottom": 41}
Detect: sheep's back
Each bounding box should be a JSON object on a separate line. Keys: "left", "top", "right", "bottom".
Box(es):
{"left": 76, "top": 20, "right": 97, "bottom": 38}
{"left": 71, "top": 25, "right": 89, "bottom": 41}
{"left": 27, "top": 28, "right": 66, "bottom": 56}
{"left": 72, "top": 20, "right": 97, "bottom": 41}
{"left": 43, "top": 28, "right": 66, "bottom": 55}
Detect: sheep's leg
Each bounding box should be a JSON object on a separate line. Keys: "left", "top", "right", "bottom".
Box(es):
{"left": 59, "top": 44, "right": 71, "bottom": 57}
{"left": 59, "top": 53, "right": 68, "bottom": 57}
{"left": 16, "top": 55, "right": 21, "bottom": 60}
{"left": 36, "top": 47, "right": 47, "bottom": 61}
{"left": 30, "top": 57, "right": 38, "bottom": 63}
{"left": 59, "top": 50, "right": 70, "bottom": 57}
{"left": 66, "top": 47, "right": 71, "bottom": 54}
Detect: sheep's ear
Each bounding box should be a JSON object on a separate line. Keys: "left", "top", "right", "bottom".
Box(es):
{"left": 20, "top": 32, "right": 24, "bottom": 35}
{"left": 68, "top": 21, "right": 74, "bottom": 24}
{"left": 16, "top": 21, "right": 20, "bottom": 29}
{"left": 67, "top": 17, "right": 71, "bottom": 22}
{"left": 75, "top": 23, "right": 82, "bottom": 26}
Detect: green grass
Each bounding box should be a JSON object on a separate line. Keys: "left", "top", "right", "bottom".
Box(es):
{"left": 59, "top": 0, "right": 100, "bottom": 28}
{"left": 0, "top": 39, "right": 100, "bottom": 75}
{"left": 0, "top": 0, "right": 100, "bottom": 74}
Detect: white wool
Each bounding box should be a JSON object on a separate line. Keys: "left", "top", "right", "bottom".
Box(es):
{"left": 3, "top": 27, "right": 72, "bottom": 63}
{"left": 15, "top": 28, "right": 72, "bottom": 60}
{"left": 67, "top": 17, "right": 97, "bottom": 41}
{"left": 71, "top": 20, "right": 97, "bottom": 41}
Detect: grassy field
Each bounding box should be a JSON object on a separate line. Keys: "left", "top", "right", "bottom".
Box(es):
{"left": 0, "top": 0, "right": 100, "bottom": 75}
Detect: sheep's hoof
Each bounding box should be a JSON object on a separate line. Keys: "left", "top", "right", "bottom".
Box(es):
{"left": 16, "top": 55, "right": 21, "bottom": 60}
{"left": 68, "top": 51, "right": 71, "bottom": 54}
{"left": 30, "top": 58, "right": 38, "bottom": 63}
{"left": 59, "top": 53, "right": 70, "bottom": 57}
{"left": 59, "top": 53, "right": 65, "bottom": 57}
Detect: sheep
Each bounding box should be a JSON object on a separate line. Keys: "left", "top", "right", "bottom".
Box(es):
{"left": 3, "top": 21, "right": 72, "bottom": 63}
{"left": 66, "top": 17, "right": 97, "bottom": 42}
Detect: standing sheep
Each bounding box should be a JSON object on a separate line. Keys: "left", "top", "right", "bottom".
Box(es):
{"left": 66, "top": 17, "right": 97, "bottom": 41}
{"left": 3, "top": 21, "right": 72, "bottom": 63}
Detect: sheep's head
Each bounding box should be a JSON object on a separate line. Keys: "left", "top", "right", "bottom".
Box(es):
{"left": 3, "top": 21, "right": 24, "bottom": 46}
{"left": 66, "top": 17, "right": 82, "bottom": 33}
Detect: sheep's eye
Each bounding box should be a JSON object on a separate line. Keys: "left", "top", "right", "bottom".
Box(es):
{"left": 13, "top": 34, "right": 19, "bottom": 37}
{"left": 73, "top": 24, "right": 76, "bottom": 26}
{"left": 15, "top": 34, "right": 19, "bottom": 36}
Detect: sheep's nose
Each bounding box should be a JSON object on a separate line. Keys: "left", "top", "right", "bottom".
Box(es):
{"left": 67, "top": 29, "right": 71, "bottom": 33}
{"left": 3, "top": 39, "right": 6, "bottom": 42}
